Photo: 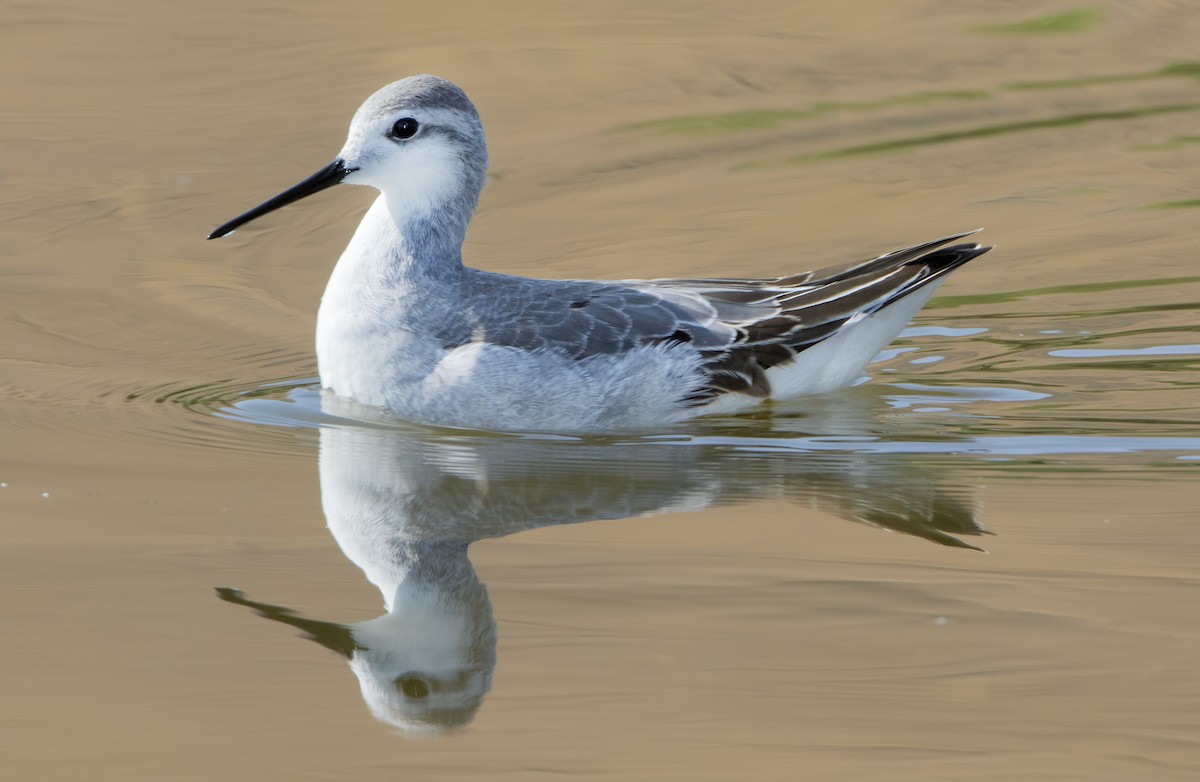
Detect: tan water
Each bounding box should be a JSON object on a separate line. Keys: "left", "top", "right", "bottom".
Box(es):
{"left": 2, "top": 1, "right": 1198, "bottom": 779}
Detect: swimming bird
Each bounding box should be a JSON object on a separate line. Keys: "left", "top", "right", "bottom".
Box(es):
{"left": 209, "top": 75, "right": 990, "bottom": 433}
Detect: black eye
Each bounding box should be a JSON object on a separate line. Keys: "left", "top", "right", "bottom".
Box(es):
{"left": 390, "top": 118, "right": 419, "bottom": 140}
{"left": 397, "top": 676, "right": 430, "bottom": 699}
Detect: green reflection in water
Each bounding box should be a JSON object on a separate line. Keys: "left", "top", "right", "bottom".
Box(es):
{"left": 1143, "top": 199, "right": 1200, "bottom": 210}
{"left": 927, "top": 275, "right": 1200, "bottom": 309}
{"left": 617, "top": 90, "right": 989, "bottom": 134}
{"left": 1005, "top": 62, "right": 1200, "bottom": 91}
{"left": 973, "top": 9, "right": 1102, "bottom": 35}
{"left": 619, "top": 63, "right": 1200, "bottom": 139}
{"left": 618, "top": 62, "right": 1200, "bottom": 138}
{"left": 783, "top": 103, "right": 1200, "bottom": 163}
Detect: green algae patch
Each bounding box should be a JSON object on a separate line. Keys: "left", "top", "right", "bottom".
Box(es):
{"left": 784, "top": 103, "right": 1200, "bottom": 163}
{"left": 1158, "top": 62, "right": 1200, "bottom": 77}
{"left": 616, "top": 90, "right": 990, "bottom": 135}
{"left": 621, "top": 59, "right": 1200, "bottom": 137}
{"left": 1004, "top": 72, "right": 1155, "bottom": 91}
{"left": 975, "top": 9, "right": 1101, "bottom": 34}
{"left": 1004, "top": 61, "right": 1200, "bottom": 91}
{"left": 926, "top": 275, "right": 1200, "bottom": 310}
{"left": 1143, "top": 199, "right": 1200, "bottom": 210}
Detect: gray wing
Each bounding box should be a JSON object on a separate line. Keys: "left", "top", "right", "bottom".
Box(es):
{"left": 456, "top": 232, "right": 990, "bottom": 404}
{"left": 456, "top": 275, "right": 738, "bottom": 356}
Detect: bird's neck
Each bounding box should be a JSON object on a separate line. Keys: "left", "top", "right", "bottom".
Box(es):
{"left": 336, "top": 192, "right": 471, "bottom": 285}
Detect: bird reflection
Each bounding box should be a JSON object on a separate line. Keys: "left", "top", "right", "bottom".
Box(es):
{"left": 218, "top": 396, "right": 985, "bottom": 736}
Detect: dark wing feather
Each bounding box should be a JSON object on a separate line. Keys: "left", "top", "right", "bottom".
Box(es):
{"left": 645, "top": 233, "right": 991, "bottom": 404}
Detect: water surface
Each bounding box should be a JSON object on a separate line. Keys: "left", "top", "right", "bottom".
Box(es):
{"left": 1, "top": 2, "right": 1198, "bottom": 780}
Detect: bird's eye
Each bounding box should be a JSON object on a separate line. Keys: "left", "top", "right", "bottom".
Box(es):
{"left": 396, "top": 676, "right": 431, "bottom": 699}
{"left": 390, "top": 118, "right": 420, "bottom": 140}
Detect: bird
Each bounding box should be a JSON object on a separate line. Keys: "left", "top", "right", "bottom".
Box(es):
{"left": 208, "top": 75, "right": 990, "bottom": 434}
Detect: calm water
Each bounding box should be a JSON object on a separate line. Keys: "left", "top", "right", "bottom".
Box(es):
{"left": 2, "top": 2, "right": 1198, "bottom": 779}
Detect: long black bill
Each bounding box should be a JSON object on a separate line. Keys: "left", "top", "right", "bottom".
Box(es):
{"left": 207, "top": 159, "right": 355, "bottom": 240}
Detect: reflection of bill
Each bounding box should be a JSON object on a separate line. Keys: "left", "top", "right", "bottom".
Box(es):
{"left": 217, "top": 536, "right": 494, "bottom": 736}
{"left": 218, "top": 397, "right": 986, "bottom": 736}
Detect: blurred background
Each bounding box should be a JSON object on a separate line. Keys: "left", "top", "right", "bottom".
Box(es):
{"left": 1, "top": 2, "right": 1197, "bottom": 780}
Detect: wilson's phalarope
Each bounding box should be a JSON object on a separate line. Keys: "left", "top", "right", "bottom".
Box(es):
{"left": 209, "top": 75, "right": 990, "bottom": 433}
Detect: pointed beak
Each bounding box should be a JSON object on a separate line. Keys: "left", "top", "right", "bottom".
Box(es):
{"left": 207, "top": 159, "right": 356, "bottom": 240}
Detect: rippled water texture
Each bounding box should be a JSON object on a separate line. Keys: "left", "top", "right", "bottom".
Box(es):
{"left": 1, "top": 2, "right": 1198, "bottom": 780}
